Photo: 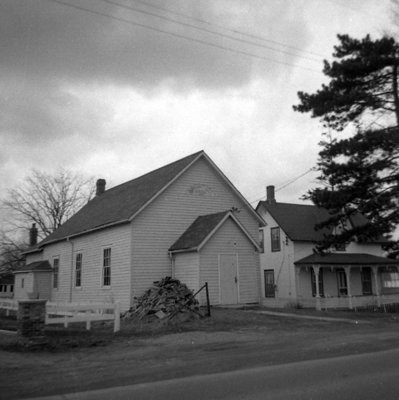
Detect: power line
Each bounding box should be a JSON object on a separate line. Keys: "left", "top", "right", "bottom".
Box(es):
{"left": 104, "top": 0, "right": 325, "bottom": 61}
{"left": 247, "top": 168, "right": 316, "bottom": 206}
{"left": 46, "top": 0, "right": 322, "bottom": 74}
{"left": 276, "top": 168, "right": 315, "bottom": 192}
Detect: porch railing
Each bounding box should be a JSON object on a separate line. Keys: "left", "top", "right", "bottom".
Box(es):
{"left": 263, "top": 293, "right": 399, "bottom": 311}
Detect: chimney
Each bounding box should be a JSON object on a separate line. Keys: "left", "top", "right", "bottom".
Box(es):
{"left": 29, "top": 223, "right": 38, "bottom": 246}
{"left": 96, "top": 179, "right": 106, "bottom": 196}
{"left": 266, "top": 185, "right": 276, "bottom": 204}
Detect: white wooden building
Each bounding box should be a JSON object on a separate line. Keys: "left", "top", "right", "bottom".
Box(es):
{"left": 257, "top": 186, "right": 399, "bottom": 310}
{"left": 20, "top": 151, "right": 264, "bottom": 310}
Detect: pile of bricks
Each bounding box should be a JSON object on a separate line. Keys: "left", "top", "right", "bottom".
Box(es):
{"left": 131, "top": 277, "right": 202, "bottom": 321}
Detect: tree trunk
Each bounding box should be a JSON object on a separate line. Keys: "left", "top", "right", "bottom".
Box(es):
{"left": 393, "top": 63, "right": 399, "bottom": 127}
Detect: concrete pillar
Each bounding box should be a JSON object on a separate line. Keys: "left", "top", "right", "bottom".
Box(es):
{"left": 17, "top": 300, "right": 46, "bottom": 338}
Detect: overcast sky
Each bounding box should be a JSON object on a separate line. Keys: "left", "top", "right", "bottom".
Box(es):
{"left": 1, "top": 0, "right": 397, "bottom": 225}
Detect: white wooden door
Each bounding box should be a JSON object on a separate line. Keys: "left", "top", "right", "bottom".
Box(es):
{"left": 219, "top": 254, "right": 238, "bottom": 304}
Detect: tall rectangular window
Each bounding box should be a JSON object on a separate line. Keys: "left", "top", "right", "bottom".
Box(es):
{"left": 361, "top": 267, "right": 372, "bottom": 295}
{"left": 259, "top": 229, "right": 264, "bottom": 253}
{"left": 53, "top": 257, "right": 59, "bottom": 289}
{"left": 337, "top": 269, "right": 348, "bottom": 296}
{"left": 103, "top": 248, "right": 111, "bottom": 287}
{"left": 271, "top": 227, "right": 281, "bottom": 252}
{"left": 75, "top": 253, "right": 82, "bottom": 288}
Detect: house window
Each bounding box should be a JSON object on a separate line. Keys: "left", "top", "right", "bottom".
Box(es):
{"left": 259, "top": 229, "right": 264, "bottom": 253}
{"left": 311, "top": 268, "right": 324, "bottom": 297}
{"left": 10, "top": 285, "right": 14, "bottom": 293}
{"left": 0, "top": 285, "right": 4, "bottom": 292}
{"left": 264, "top": 270, "right": 275, "bottom": 298}
{"left": 21, "top": 278, "right": 24, "bottom": 288}
{"left": 382, "top": 271, "right": 399, "bottom": 288}
{"left": 102, "top": 248, "right": 111, "bottom": 287}
{"left": 271, "top": 227, "right": 281, "bottom": 252}
{"left": 361, "top": 267, "right": 372, "bottom": 295}
{"left": 333, "top": 243, "right": 346, "bottom": 252}
{"left": 337, "top": 269, "right": 348, "bottom": 296}
{"left": 75, "top": 253, "right": 82, "bottom": 288}
{"left": 53, "top": 257, "right": 59, "bottom": 289}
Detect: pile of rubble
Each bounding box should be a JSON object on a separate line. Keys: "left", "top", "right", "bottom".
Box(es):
{"left": 124, "top": 277, "right": 203, "bottom": 322}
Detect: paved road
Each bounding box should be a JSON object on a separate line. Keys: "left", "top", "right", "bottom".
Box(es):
{"left": 28, "top": 348, "right": 399, "bottom": 400}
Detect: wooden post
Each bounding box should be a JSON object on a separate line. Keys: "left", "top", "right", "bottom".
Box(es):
{"left": 372, "top": 266, "right": 381, "bottom": 307}
{"left": 345, "top": 267, "right": 353, "bottom": 310}
{"left": 114, "top": 302, "right": 121, "bottom": 333}
{"left": 313, "top": 266, "right": 321, "bottom": 311}
{"left": 205, "top": 282, "right": 211, "bottom": 317}
{"left": 86, "top": 310, "right": 91, "bottom": 331}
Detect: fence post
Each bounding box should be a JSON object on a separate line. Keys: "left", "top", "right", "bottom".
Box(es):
{"left": 114, "top": 302, "right": 121, "bottom": 333}
{"left": 86, "top": 310, "right": 91, "bottom": 330}
{"left": 205, "top": 282, "right": 211, "bottom": 317}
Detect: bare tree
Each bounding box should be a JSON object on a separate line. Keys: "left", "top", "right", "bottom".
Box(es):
{"left": 0, "top": 232, "right": 27, "bottom": 272}
{"left": 3, "top": 168, "right": 95, "bottom": 240}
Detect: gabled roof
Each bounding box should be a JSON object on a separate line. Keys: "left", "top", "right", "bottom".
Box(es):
{"left": 14, "top": 260, "right": 52, "bottom": 273}
{"left": 257, "top": 201, "right": 371, "bottom": 243}
{"left": 39, "top": 151, "right": 263, "bottom": 247}
{"left": 40, "top": 151, "right": 203, "bottom": 246}
{"left": 295, "top": 253, "right": 399, "bottom": 266}
{"left": 169, "top": 210, "right": 261, "bottom": 253}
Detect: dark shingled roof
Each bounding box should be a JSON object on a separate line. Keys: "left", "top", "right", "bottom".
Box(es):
{"left": 40, "top": 151, "right": 204, "bottom": 246}
{"left": 295, "top": 253, "right": 399, "bottom": 266}
{"left": 14, "top": 260, "right": 52, "bottom": 273}
{"left": 169, "top": 211, "right": 230, "bottom": 252}
{"left": 258, "top": 201, "right": 371, "bottom": 242}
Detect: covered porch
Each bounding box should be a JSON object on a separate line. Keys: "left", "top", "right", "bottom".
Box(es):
{"left": 295, "top": 253, "right": 399, "bottom": 311}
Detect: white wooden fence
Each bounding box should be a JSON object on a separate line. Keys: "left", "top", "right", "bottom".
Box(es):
{"left": 0, "top": 300, "right": 121, "bottom": 332}
{"left": 46, "top": 302, "right": 121, "bottom": 332}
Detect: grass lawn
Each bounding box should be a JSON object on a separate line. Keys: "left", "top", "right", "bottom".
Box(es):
{"left": 2, "top": 307, "right": 399, "bottom": 399}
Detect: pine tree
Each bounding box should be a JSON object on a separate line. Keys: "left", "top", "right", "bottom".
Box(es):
{"left": 293, "top": 34, "right": 399, "bottom": 252}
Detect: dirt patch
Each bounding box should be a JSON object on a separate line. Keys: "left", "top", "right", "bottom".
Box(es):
{"left": 2, "top": 308, "right": 399, "bottom": 399}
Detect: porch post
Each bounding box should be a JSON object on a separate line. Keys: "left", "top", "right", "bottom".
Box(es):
{"left": 372, "top": 266, "right": 381, "bottom": 306}
{"left": 313, "top": 266, "right": 321, "bottom": 311}
{"left": 345, "top": 267, "right": 353, "bottom": 309}
{"left": 295, "top": 266, "right": 301, "bottom": 304}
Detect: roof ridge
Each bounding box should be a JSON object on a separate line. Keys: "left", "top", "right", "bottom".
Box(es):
{"left": 261, "top": 200, "right": 317, "bottom": 208}
{"left": 100, "top": 150, "right": 204, "bottom": 195}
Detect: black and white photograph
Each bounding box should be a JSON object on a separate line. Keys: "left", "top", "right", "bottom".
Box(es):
{"left": 1, "top": 1, "right": 399, "bottom": 399}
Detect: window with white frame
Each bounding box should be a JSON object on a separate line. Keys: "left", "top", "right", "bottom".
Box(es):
{"left": 271, "top": 227, "right": 281, "bottom": 252}
{"left": 53, "top": 257, "right": 59, "bottom": 289}
{"left": 102, "top": 248, "right": 111, "bottom": 287}
{"left": 75, "top": 253, "right": 82, "bottom": 288}
{"left": 382, "top": 271, "right": 399, "bottom": 288}
{"left": 259, "top": 229, "right": 264, "bottom": 253}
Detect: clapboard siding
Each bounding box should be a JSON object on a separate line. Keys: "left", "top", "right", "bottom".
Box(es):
{"left": 14, "top": 273, "right": 34, "bottom": 300}
{"left": 174, "top": 252, "right": 199, "bottom": 293}
{"left": 34, "top": 272, "right": 52, "bottom": 300}
{"left": 200, "top": 218, "right": 260, "bottom": 305}
{"left": 131, "top": 157, "right": 260, "bottom": 297}
{"left": 41, "top": 224, "right": 131, "bottom": 311}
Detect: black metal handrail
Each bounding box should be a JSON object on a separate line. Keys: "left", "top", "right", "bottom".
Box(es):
{"left": 192, "top": 282, "right": 211, "bottom": 317}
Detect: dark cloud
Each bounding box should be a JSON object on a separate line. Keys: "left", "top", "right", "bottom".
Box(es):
{"left": 0, "top": 0, "right": 314, "bottom": 200}
{"left": 0, "top": 0, "right": 311, "bottom": 88}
